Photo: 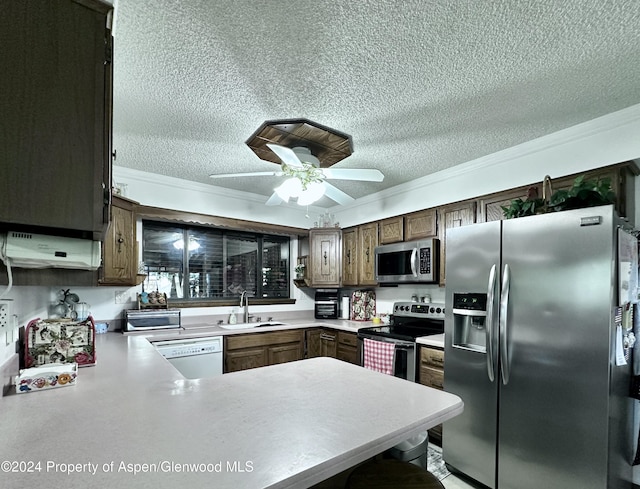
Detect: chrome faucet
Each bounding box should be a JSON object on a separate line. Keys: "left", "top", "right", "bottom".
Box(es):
{"left": 240, "top": 290, "right": 250, "bottom": 323}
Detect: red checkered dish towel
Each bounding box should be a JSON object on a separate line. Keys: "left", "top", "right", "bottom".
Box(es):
{"left": 363, "top": 338, "right": 396, "bottom": 376}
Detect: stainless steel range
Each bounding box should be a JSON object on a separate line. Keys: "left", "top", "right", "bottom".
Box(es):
{"left": 358, "top": 301, "right": 445, "bottom": 382}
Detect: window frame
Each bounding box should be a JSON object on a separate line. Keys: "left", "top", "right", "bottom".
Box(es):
{"left": 137, "top": 206, "right": 309, "bottom": 308}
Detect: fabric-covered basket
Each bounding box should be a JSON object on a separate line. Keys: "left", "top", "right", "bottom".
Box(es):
{"left": 24, "top": 317, "right": 96, "bottom": 368}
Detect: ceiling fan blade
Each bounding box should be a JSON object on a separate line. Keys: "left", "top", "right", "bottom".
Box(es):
{"left": 323, "top": 182, "right": 355, "bottom": 205}
{"left": 265, "top": 192, "right": 285, "bottom": 206}
{"left": 209, "top": 171, "right": 282, "bottom": 178}
{"left": 266, "top": 144, "right": 304, "bottom": 168}
{"left": 321, "top": 168, "right": 384, "bottom": 182}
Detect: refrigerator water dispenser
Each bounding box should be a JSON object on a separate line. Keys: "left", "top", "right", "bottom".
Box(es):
{"left": 452, "top": 293, "right": 488, "bottom": 352}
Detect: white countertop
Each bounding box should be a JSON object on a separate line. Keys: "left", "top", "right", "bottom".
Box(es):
{"left": 0, "top": 332, "right": 461, "bottom": 489}
{"left": 128, "top": 318, "right": 369, "bottom": 341}
{"left": 416, "top": 333, "right": 445, "bottom": 348}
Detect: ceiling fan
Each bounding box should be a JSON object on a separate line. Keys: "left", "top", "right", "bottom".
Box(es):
{"left": 209, "top": 143, "right": 384, "bottom": 206}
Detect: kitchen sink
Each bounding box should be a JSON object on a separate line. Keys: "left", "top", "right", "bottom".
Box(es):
{"left": 219, "top": 322, "right": 287, "bottom": 330}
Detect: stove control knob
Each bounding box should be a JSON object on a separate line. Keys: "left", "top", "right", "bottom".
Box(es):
{"left": 435, "top": 307, "right": 442, "bottom": 314}
{"left": 429, "top": 307, "right": 435, "bottom": 313}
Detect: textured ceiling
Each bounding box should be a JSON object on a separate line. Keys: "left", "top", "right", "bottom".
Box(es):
{"left": 112, "top": 0, "right": 640, "bottom": 207}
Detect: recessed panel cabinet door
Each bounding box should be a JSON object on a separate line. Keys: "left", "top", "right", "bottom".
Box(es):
{"left": 100, "top": 198, "right": 137, "bottom": 285}
{"left": 342, "top": 228, "right": 358, "bottom": 286}
{"left": 310, "top": 229, "right": 342, "bottom": 287}
{"left": 358, "top": 222, "right": 378, "bottom": 285}
{"left": 0, "top": 0, "right": 113, "bottom": 239}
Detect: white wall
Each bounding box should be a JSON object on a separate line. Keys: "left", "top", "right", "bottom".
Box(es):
{"left": 0, "top": 287, "right": 50, "bottom": 367}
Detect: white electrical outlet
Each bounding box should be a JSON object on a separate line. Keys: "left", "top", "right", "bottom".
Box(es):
{"left": 0, "top": 300, "right": 12, "bottom": 330}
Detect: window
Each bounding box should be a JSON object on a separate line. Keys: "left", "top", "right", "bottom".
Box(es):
{"left": 142, "top": 221, "right": 290, "bottom": 303}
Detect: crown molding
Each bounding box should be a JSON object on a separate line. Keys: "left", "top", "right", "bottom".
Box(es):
{"left": 333, "top": 102, "right": 640, "bottom": 215}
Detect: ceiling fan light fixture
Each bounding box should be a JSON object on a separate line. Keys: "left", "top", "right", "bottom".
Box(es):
{"left": 274, "top": 178, "right": 302, "bottom": 201}
{"left": 297, "top": 181, "right": 326, "bottom": 205}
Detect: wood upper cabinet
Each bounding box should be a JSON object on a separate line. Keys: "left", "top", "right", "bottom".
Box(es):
{"left": 342, "top": 227, "right": 358, "bottom": 286}
{"left": 358, "top": 222, "right": 378, "bottom": 285}
{"left": 0, "top": 0, "right": 113, "bottom": 240}
{"left": 477, "top": 162, "right": 638, "bottom": 223}
{"left": 310, "top": 228, "right": 342, "bottom": 287}
{"left": 100, "top": 196, "right": 138, "bottom": 285}
{"left": 437, "top": 202, "right": 476, "bottom": 285}
{"left": 379, "top": 216, "right": 404, "bottom": 244}
{"left": 477, "top": 187, "right": 531, "bottom": 223}
{"left": 405, "top": 209, "right": 437, "bottom": 241}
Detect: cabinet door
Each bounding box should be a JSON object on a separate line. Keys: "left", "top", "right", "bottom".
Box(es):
{"left": 419, "top": 346, "right": 445, "bottom": 443}
{"left": 477, "top": 187, "right": 531, "bottom": 223}
{"left": 438, "top": 202, "right": 476, "bottom": 285}
{"left": 342, "top": 228, "right": 358, "bottom": 286}
{"left": 379, "top": 216, "right": 404, "bottom": 244}
{"left": 268, "top": 343, "right": 304, "bottom": 365}
{"left": 225, "top": 348, "right": 267, "bottom": 373}
{"left": 100, "top": 197, "right": 137, "bottom": 285}
{"left": 310, "top": 229, "right": 342, "bottom": 287}
{"left": 306, "top": 329, "right": 322, "bottom": 358}
{"left": 358, "top": 222, "right": 378, "bottom": 285}
{"left": 319, "top": 330, "right": 338, "bottom": 357}
{"left": 405, "top": 209, "right": 437, "bottom": 241}
{"left": 337, "top": 332, "right": 359, "bottom": 365}
{"left": 0, "top": 0, "right": 113, "bottom": 239}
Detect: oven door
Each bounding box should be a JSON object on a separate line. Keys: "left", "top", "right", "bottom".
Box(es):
{"left": 357, "top": 333, "right": 416, "bottom": 382}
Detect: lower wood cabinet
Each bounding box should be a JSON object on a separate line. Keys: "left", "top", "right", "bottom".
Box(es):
{"left": 336, "top": 331, "right": 359, "bottom": 365}
{"left": 419, "top": 345, "right": 445, "bottom": 444}
{"left": 225, "top": 328, "right": 360, "bottom": 374}
{"left": 307, "top": 329, "right": 359, "bottom": 365}
{"left": 224, "top": 330, "right": 304, "bottom": 373}
{"left": 306, "top": 328, "right": 338, "bottom": 358}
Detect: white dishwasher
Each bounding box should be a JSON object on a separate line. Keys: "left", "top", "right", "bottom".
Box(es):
{"left": 153, "top": 337, "right": 223, "bottom": 379}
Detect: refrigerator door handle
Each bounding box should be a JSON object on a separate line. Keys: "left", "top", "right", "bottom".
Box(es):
{"left": 486, "top": 264, "right": 497, "bottom": 382}
{"left": 499, "top": 263, "right": 511, "bottom": 385}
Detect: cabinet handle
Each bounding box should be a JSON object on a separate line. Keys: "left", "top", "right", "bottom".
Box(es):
{"left": 323, "top": 251, "right": 328, "bottom": 265}
{"left": 430, "top": 357, "right": 444, "bottom": 365}
{"left": 117, "top": 233, "right": 124, "bottom": 253}
{"left": 365, "top": 246, "right": 370, "bottom": 263}
{"left": 320, "top": 333, "right": 336, "bottom": 341}
{"left": 347, "top": 249, "right": 351, "bottom": 265}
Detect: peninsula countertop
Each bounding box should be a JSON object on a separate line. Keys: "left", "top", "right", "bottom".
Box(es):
{"left": 0, "top": 333, "right": 461, "bottom": 489}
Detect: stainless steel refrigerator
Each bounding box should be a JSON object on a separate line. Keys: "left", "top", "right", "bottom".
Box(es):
{"left": 443, "top": 205, "right": 634, "bottom": 489}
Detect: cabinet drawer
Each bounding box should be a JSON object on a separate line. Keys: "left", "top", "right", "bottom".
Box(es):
{"left": 420, "top": 346, "right": 444, "bottom": 368}
{"left": 225, "top": 330, "right": 304, "bottom": 350}
{"left": 420, "top": 367, "right": 444, "bottom": 390}
{"left": 338, "top": 331, "right": 358, "bottom": 347}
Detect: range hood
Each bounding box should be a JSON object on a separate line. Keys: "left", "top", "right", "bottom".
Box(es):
{"left": 3, "top": 231, "right": 101, "bottom": 270}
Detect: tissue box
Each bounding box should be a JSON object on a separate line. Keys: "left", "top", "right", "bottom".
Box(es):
{"left": 15, "top": 363, "right": 78, "bottom": 394}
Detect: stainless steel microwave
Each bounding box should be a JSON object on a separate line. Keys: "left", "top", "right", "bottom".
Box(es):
{"left": 374, "top": 238, "right": 439, "bottom": 283}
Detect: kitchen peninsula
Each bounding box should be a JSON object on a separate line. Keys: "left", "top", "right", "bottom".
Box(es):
{"left": 0, "top": 332, "right": 462, "bottom": 489}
